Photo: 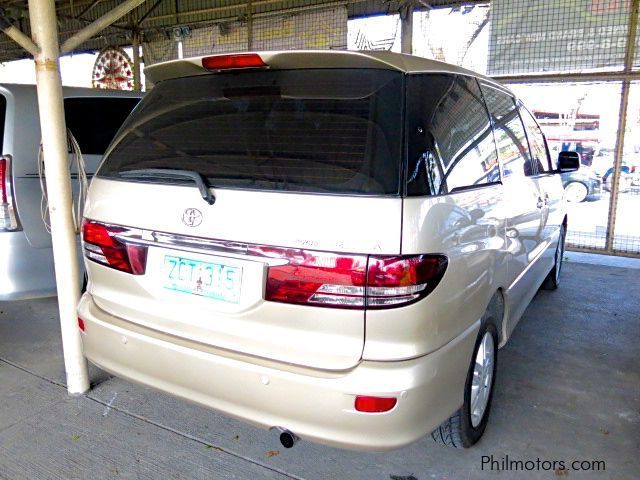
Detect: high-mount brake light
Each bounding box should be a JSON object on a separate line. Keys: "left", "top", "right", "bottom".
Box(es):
{"left": 202, "top": 54, "right": 267, "bottom": 71}
{"left": 261, "top": 246, "right": 447, "bottom": 309}
{"left": 81, "top": 219, "right": 147, "bottom": 275}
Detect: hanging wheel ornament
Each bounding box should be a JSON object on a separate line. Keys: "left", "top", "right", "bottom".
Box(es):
{"left": 92, "top": 47, "right": 134, "bottom": 90}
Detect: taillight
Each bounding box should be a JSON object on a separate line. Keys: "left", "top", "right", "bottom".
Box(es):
{"left": 263, "top": 247, "right": 447, "bottom": 309}
{"left": 0, "top": 155, "right": 20, "bottom": 231}
{"left": 202, "top": 54, "right": 267, "bottom": 71}
{"left": 81, "top": 219, "right": 147, "bottom": 275}
{"left": 354, "top": 396, "right": 397, "bottom": 413}
{"left": 260, "top": 248, "right": 367, "bottom": 308}
{"left": 366, "top": 255, "right": 447, "bottom": 307}
{"left": 78, "top": 317, "right": 85, "bottom": 333}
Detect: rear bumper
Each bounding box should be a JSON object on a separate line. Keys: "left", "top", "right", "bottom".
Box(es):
{"left": 78, "top": 294, "right": 479, "bottom": 451}
{"left": 0, "top": 231, "right": 56, "bottom": 301}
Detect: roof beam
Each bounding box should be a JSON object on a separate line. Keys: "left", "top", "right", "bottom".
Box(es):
{"left": 136, "top": 0, "right": 164, "bottom": 26}
{"left": 60, "top": 0, "right": 146, "bottom": 54}
{"left": 76, "top": 0, "right": 104, "bottom": 19}
{"left": 0, "top": 15, "right": 39, "bottom": 56}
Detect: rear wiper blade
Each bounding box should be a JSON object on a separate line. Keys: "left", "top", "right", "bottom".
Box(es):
{"left": 119, "top": 168, "right": 215, "bottom": 205}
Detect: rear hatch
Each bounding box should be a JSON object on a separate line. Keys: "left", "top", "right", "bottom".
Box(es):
{"left": 84, "top": 66, "right": 405, "bottom": 370}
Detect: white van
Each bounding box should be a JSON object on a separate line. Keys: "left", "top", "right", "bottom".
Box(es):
{"left": 77, "top": 51, "right": 579, "bottom": 451}
{"left": 0, "top": 84, "right": 142, "bottom": 300}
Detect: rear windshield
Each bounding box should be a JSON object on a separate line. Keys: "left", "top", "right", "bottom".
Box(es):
{"left": 65, "top": 97, "right": 141, "bottom": 155}
{"left": 97, "top": 69, "right": 403, "bottom": 195}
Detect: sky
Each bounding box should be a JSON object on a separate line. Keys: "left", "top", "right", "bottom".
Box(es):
{"left": 0, "top": 47, "right": 139, "bottom": 88}
{"left": 0, "top": 53, "right": 98, "bottom": 87}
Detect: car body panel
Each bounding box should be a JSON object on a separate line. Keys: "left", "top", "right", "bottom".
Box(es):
{"left": 79, "top": 293, "right": 479, "bottom": 451}
{"left": 0, "top": 84, "right": 142, "bottom": 300}
{"left": 389, "top": 187, "right": 507, "bottom": 359}
{"left": 84, "top": 177, "right": 404, "bottom": 370}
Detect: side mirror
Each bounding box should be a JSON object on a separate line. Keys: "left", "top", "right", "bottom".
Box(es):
{"left": 557, "top": 151, "right": 580, "bottom": 173}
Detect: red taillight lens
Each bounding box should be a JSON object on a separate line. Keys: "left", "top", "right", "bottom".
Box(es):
{"left": 366, "top": 255, "right": 448, "bottom": 307}
{"left": 81, "top": 219, "right": 147, "bottom": 275}
{"left": 0, "top": 156, "right": 20, "bottom": 231}
{"left": 0, "top": 158, "right": 7, "bottom": 204}
{"left": 263, "top": 248, "right": 447, "bottom": 309}
{"left": 202, "top": 54, "right": 267, "bottom": 70}
{"left": 78, "top": 317, "right": 85, "bottom": 332}
{"left": 354, "top": 396, "right": 397, "bottom": 413}
{"left": 261, "top": 248, "right": 367, "bottom": 308}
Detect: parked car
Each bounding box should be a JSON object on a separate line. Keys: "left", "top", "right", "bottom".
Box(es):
{"left": 560, "top": 166, "right": 601, "bottom": 202}
{"left": 592, "top": 152, "right": 639, "bottom": 192}
{"left": 0, "top": 84, "right": 142, "bottom": 300}
{"left": 77, "top": 51, "right": 578, "bottom": 451}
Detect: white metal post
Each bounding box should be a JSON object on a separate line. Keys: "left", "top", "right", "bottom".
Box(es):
{"left": 28, "top": 0, "right": 89, "bottom": 395}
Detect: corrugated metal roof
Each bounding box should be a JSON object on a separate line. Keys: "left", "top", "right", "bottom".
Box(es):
{"left": 0, "top": 0, "right": 486, "bottom": 63}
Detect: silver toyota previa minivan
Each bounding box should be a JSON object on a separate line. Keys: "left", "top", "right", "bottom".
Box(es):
{"left": 78, "top": 51, "right": 580, "bottom": 451}
{"left": 0, "top": 84, "right": 141, "bottom": 300}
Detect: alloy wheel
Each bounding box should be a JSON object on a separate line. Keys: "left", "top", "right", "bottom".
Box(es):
{"left": 470, "top": 331, "right": 495, "bottom": 428}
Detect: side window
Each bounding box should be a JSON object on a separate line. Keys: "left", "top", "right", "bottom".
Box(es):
{"left": 64, "top": 97, "right": 140, "bottom": 155}
{"left": 406, "top": 74, "right": 499, "bottom": 196}
{"left": 519, "top": 105, "right": 555, "bottom": 172}
{"left": 481, "top": 85, "right": 536, "bottom": 179}
{"left": 0, "top": 94, "right": 6, "bottom": 153}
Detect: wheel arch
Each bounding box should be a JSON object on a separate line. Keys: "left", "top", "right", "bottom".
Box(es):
{"left": 485, "top": 288, "right": 506, "bottom": 347}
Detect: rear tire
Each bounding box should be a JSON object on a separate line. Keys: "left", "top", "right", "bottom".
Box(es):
{"left": 604, "top": 173, "right": 632, "bottom": 193}
{"left": 564, "top": 182, "right": 588, "bottom": 203}
{"left": 541, "top": 224, "right": 565, "bottom": 291}
{"left": 431, "top": 322, "right": 498, "bottom": 448}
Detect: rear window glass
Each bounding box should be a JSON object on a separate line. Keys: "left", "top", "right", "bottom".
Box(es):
{"left": 481, "top": 85, "right": 536, "bottom": 178}
{"left": 64, "top": 97, "right": 141, "bottom": 155}
{"left": 97, "top": 69, "right": 404, "bottom": 195}
{"left": 406, "top": 74, "right": 499, "bottom": 196}
{"left": 0, "top": 94, "right": 5, "bottom": 153}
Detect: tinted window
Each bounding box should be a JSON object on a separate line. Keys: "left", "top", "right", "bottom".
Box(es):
{"left": 406, "top": 74, "right": 499, "bottom": 196}
{"left": 520, "top": 105, "right": 554, "bottom": 172}
{"left": 481, "top": 85, "right": 536, "bottom": 178}
{"left": 98, "top": 69, "right": 404, "bottom": 196}
{"left": 0, "top": 94, "right": 5, "bottom": 153}
{"left": 64, "top": 97, "right": 140, "bottom": 155}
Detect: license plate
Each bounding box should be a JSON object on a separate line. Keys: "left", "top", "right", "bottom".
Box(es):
{"left": 162, "top": 255, "right": 243, "bottom": 303}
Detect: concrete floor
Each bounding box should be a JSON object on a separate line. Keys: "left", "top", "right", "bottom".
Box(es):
{"left": 0, "top": 256, "right": 639, "bottom": 480}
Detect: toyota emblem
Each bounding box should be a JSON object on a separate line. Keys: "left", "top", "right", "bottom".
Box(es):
{"left": 182, "top": 208, "right": 203, "bottom": 227}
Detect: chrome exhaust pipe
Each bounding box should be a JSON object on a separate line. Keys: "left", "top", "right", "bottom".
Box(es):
{"left": 272, "top": 427, "right": 300, "bottom": 448}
